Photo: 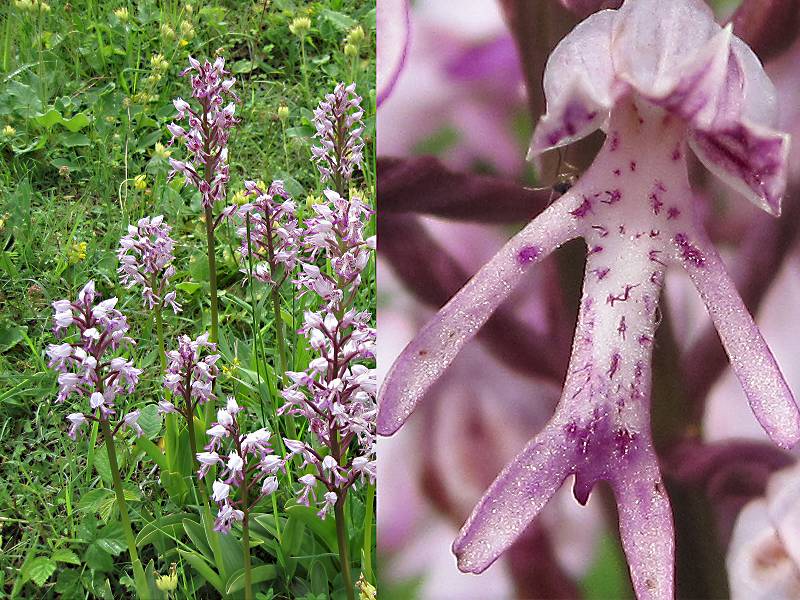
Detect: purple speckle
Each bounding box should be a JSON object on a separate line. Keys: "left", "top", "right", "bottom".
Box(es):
{"left": 618, "top": 316, "right": 627, "bottom": 339}
{"left": 672, "top": 148, "right": 682, "bottom": 161}
{"left": 667, "top": 206, "right": 680, "bottom": 220}
{"left": 674, "top": 233, "right": 705, "bottom": 267}
{"left": 613, "top": 168, "right": 621, "bottom": 176}
{"left": 601, "top": 189, "right": 622, "bottom": 205}
{"left": 648, "top": 249, "right": 666, "bottom": 266}
{"left": 630, "top": 161, "right": 637, "bottom": 172}
{"left": 638, "top": 334, "right": 652, "bottom": 346}
{"left": 593, "top": 267, "right": 610, "bottom": 281}
{"left": 610, "top": 132, "right": 620, "bottom": 151}
{"left": 570, "top": 196, "right": 594, "bottom": 219}
{"left": 607, "top": 353, "right": 621, "bottom": 379}
{"left": 517, "top": 245, "right": 542, "bottom": 265}
{"left": 607, "top": 283, "right": 639, "bottom": 306}
{"left": 588, "top": 245, "right": 604, "bottom": 255}
{"left": 614, "top": 428, "right": 637, "bottom": 457}
{"left": 591, "top": 225, "right": 609, "bottom": 237}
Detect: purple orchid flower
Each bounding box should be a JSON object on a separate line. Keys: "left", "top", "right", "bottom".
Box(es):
{"left": 378, "top": 0, "right": 800, "bottom": 597}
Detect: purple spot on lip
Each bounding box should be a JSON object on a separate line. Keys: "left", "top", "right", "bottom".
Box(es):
{"left": 667, "top": 207, "right": 681, "bottom": 220}
{"left": 630, "top": 161, "right": 637, "bottom": 172}
{"left": 601, "top": 189, "right": 622, "bottom": 205}
{"left": 613, "top": 169, "right": 621, "bottom": 176}
{"left": 610, "top": 132, "right": 620, "bottom": 151}
{"left": 517, "top": 245, "right": 542, "bottom": 265}
{"left": 570, "top": 196, "right": 594, "bottom": 218}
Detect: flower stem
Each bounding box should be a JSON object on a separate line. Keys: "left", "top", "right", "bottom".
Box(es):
{"left": 242, "top": 511, "right": 253, "bottom": 600}
{"left": 99, "top": 419, "right": 149, "bottom": 598}
{"left": 334, "top": 496, "right": 355, "bottom": 600}
{"left": 362, "top": 482, "right": 375, "bottom": 583}
{"left": 204, "top": 205, "right": 220, "bottom": 344}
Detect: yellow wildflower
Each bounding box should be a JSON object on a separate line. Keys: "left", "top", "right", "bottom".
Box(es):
{"left": 289, "top": 16, "right": 312, "bottom": 37}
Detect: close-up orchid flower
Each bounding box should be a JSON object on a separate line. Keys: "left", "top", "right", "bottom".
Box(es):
{"left": 378, "top": 0, "right": 800, "bottom": 597}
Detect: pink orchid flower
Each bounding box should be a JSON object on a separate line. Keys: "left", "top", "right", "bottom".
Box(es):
{"left": 378, "top": 0, "right": 800, "bottom": 597}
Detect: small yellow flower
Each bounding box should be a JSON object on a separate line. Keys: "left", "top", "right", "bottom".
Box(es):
{"left": 2, "top": 125, "right": 15, "bottom": 137}
{"left": 306, "top": 194, "right": 323, "bottom": 208}
{"left": 133, "top": 174, "right": 147, "bottom": 191}
{"left": 67, "top": 241, "right": 88, "bottom": 265}
{"left": 289, "top": 16, "right": 312, "bottom": 37}
{"left": 150, "top": 53, "right": 169, "bottom": 72}
{"left": 231, "top": 189, "right": 248, "bottom": 206}
{"left": 357, "top": 575, "right": 376, "bottom": 600}
{"left": 38, "top": 1, "right": 51, "bottom": 12}
{"left": 161, "top": 24, "right": 176, "bottom": 40}
{"left": 221, "top": 357, "right": 240, "bottom": 378}
{"left": 185, "top": 4, "right": 193, "bottom": 14}
{"left": 179, "top": 39, "right": 189, "bottom": 48}
{"left": 113, "top": 7, "right": 129, "bottom": 22}
{"left": 277, "top": 105, "right": 290, "bottom": 122}
{"left": 155, "top": 563, "right": 178, "bottom": 592}
{"left": 180, "top": 20, "right": 195, "bottom": 38}
{"left": 344, "top": 42, "right": 358, "bottom": 59}
{"left": 347, "top": 25, "right": 365, "bottom": 46}
{"left": 153, "top": 142, "right": 171, "bottom": 160}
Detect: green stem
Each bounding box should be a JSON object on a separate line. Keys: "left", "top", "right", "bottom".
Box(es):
{"left": 242, "top": 512, "right": 253, "bottom": 600}
{"left": 154, "top": 305, "right": 167, "bottom": 372}
{"left": 245, "top": 217, "right": 266, "bottom": 425}
{"left": 362, "top": 483, "right": 375, "bottom": 583}
{"left": 100, "top": 419, "right": 149, "bottom": 598}
{"left": 300, "top": 38, "right": 310, "bottom": 105}
{"left": 204, "top": 205, "right": 219, "bottom": 344}
{"left": 270, "top": 285, "right": 288, "bottom": 381}
{"left": 334, "top": 497, "right": 355, "bottom": 600}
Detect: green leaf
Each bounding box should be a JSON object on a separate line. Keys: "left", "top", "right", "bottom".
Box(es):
{"left": 95, "top": 536, "right": 126, "bottom": 556}
{"left": 0, "top": 322, "right": 26, "bottom": 353}
{"left": 183, "top": 519, "right": 212, "bottom": 559}
{"left": 580, "top": 534, "right": 634, "bottom": 600}
{"left": 136, "top": 512, "right": 194, "bottom": 548}
{"left": 33, "top": 109, "right": 91, "bottom": 132}
{"left": 24, "top": 557, "right": 56, "bottom": 586}
{"left": 225, "top": 564, "right": 277, "bottom": 594}
{"left": 51, "top": 549, "right": 81, "bottom": 565}
{"left": 285, "top": 126, "right": 314, "bottom": 139}
{"left": 137, "top": 404, "right": 162, "bottom": 438}
{"left": 84, "top": 543, "right": 113, "bottom": 572}
{"left": 177, "top": 549, "right": 224, "bottom": 594}
{"left": 78, "top": 488, "right": 114, "bottom": 514}
{"left": 175, "top": 281, "right": 202, "bottom": 295}
{"left": 285, "top": 505, "right": 337, "bottom": 555}
{"left": 60, "top": 132, "right": 91, "bottom": 147}
{"left": 319, "top": 9, "right": 356, "bottom": 30}
{"left": 134, "top": 436, "right": 168, "bottom": 471}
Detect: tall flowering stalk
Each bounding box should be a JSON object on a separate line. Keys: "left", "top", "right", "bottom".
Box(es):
{"left": 117, "top": 214, "right": 181, "bottom": 370}
{"left": 311, "top": 82, "right": 365, "bottom": 196}
{"left": 226, "top": 179, "right": 304, "bottom": 386}
{"left": 168, "top": 56, "right": 239, "bottom": 343}
{"left": 46, "top": 281, "right": 149, "bottom": 597}
{"left": 282, "top": 129, "right": 375, "bottom": 600}
{"left": 198, "top": 398, "right": 281, "bottom": 600}
{"left": 378, "top": 1, "right": 800, "bottom": 598}
{"left": 159, "top": 333, "right": 220, "bottom": 478}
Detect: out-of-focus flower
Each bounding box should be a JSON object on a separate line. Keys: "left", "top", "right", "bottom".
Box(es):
{"left": 113, "top": 7, "right": 129, "bottom": 22}
{"left": 728, "top": 460, "right": 800, "bottom": 599}
{"left": 67, "top": 240, "right": 87, "bottom": 265}
{"left": 289, "top": 16, "right": 312, "bottom": 37}
{"left": 117, "top": 215, "right": 181, "bottom": 313}
{"left": 277, "top": 104, "right": 289, "bottom": 121}
{"left": 377, "top": 0, "right": 411, "bottom": 106}
{"left": 155, "top": 563, "right": 178, "bottom": 592}
{"left": 379, "top": 1, "right": 800, "bottom": 597}
{"left": 2, "top": 125, "right": 15, "bottom": 137}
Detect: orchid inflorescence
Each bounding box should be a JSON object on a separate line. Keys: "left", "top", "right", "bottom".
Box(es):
{"left": 167, "top": 56, "right": 239, "bottom": 216}
{"left": 277, "top": 82, "right": 376, "bottom": 520}
{"left": 158, "top": 332, "right": 220, "bottom": 419}
{"left": 225, "top": 179, "right": 304, "bottom": 287}
{"left": 46, "top": 281, "right": 144, "bottom": 440}
{"left": 117, "top": 214, "right": 181, "bottom": 314}
{"left": 197, "top": 398, "right": 281, "bottom": 533}
{"left": 378, "top": 1, "right": 800, "bottom": 598}
{"left": 311, "top": 82, "right": 365, "bottom": 191}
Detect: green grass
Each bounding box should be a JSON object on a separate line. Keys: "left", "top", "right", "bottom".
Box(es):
{"left": 0, "top": 0, "right": 375, "bottom": 597}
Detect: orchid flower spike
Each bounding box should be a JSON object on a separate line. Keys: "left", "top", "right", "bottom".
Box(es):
{"left": 377, "top": 1, "right": 800, "bottom": 597}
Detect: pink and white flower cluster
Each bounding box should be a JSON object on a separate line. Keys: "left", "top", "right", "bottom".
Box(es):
{"left": 197, "top": 398, "right": 281, "bottom": 533}
{"left": 295, "top": 191, "right": 376, "bottom": 310}
{"left": 167, "top": 56, "right": 239, "bottom": 210}
{"left": 158, "top": 333, "right": 219, "bottom": 416}
{"left": 226, "top": 179, "right": 304, "bottom": 286}
{"left": 117, "top": 215, "right": 181, "bottom": 313}
{"left": 46, "top": 281, "right": 143, "bottom": 439}
{"left": 311, "top": 82, "right": 365, "bottom": 188}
